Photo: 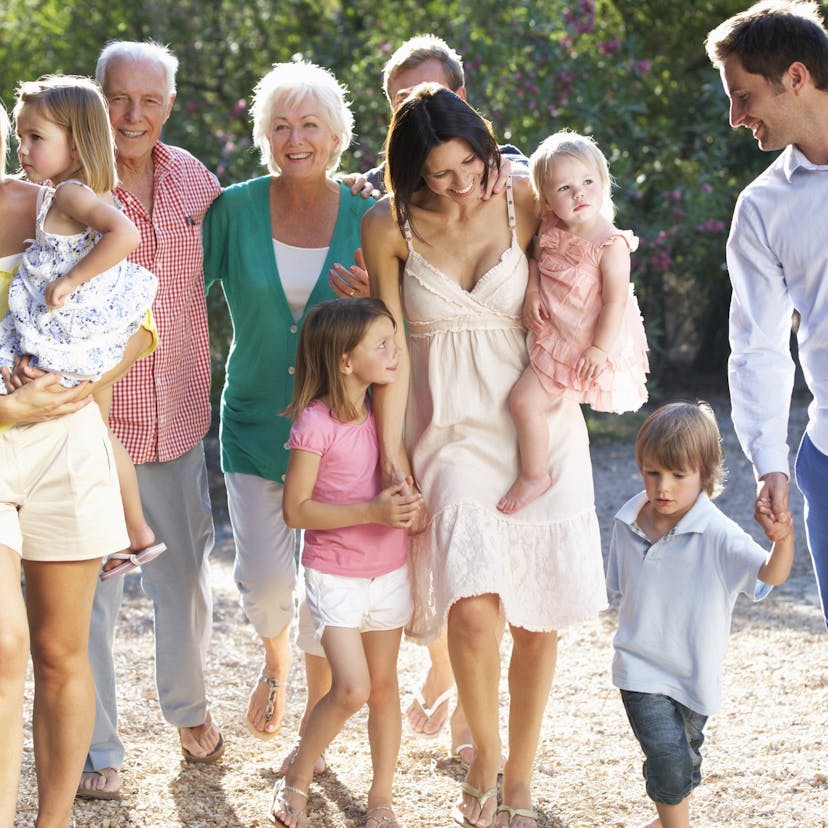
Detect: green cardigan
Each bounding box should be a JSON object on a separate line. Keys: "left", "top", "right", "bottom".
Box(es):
{"left": 204, "top": 176, "right": 372, "bottom": 482}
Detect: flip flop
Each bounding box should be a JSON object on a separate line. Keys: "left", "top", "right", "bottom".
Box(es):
{"left": 270, "top": 777, "right": 308, "bottom": 827}
{"left": 452, "top": 781, "right": 497, "bottom": 828}
{"left": 75, "top": 768, "right": 122, "bottom": 800}
{"left": 496, "top": 804, "right": 539, "bottom": 827}
{"left": 405, "top": 686, "right": 454, "bottom": 737}
{"left": 365, "top": 804, "right": 401, "bottom": 827}
{"left": 451, "top": 742, "right": 475, "bottom": 772}
{"left": 179, "top": 717, "right": 225, "bottom": 764}
{"left": 100, "top": 543, "right": 167, "bottom": 581}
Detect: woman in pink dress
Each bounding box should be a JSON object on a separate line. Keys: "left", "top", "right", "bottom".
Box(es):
{"left": 498, "top": 130, "right": 649, "bottom": 515}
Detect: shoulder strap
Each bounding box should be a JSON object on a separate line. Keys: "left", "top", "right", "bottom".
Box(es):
{"left": 505, "top": 175, "right": 517, "bottom": 235}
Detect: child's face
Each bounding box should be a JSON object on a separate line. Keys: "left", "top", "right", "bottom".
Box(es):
{"left": 540, "top": 154, "right": 603, "bottom": 229}
{"left": 640, "top": 455, "right": 704, "bottom": 524}
{"left": 15, "top": 106, "right": 76, "bottom": 184}
{"left": 343, "top": 316, "right": 399, "bottom": 387}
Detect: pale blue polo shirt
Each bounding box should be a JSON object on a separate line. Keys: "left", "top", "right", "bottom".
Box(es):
{"left": 607, "top": 491, "right": 769, "bottom": 716}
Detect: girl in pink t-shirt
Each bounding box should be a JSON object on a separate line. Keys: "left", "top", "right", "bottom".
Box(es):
{"left": 272, "top": 298, "right": 422, "bottom": 828}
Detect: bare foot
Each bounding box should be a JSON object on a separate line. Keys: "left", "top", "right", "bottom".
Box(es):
{"left": 102, "top": 523, "right": 156, "bottom": 573}
{"left": 179, "top": 711, "right": 223, "bottom": 762}
{"left": 76, "top": 767, "right": 121, "bottom": 800}
{"left": 450, "top": 705, "right": 506, "bottom": 773}
{"left": 496, "top": 473, "right": 552, "bottom": 514}
{"left": 246, "top": 671, "right": 286, "bottom": 737}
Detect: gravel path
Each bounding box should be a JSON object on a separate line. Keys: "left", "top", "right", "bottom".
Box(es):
{"left": 16, "top": 395, "right": 828, "bottom": 827}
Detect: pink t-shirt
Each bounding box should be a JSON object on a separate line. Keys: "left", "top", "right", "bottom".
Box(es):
{"left": 287, "top": 399, "right": 408, "bottom": 577}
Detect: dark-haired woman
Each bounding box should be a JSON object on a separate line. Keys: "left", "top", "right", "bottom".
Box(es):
{"left": 362, "top": 85, "right": 607, "bottom": 828}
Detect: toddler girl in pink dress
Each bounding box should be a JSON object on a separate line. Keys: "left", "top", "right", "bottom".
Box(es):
{"left": 498, "top": 130, "right": 649, "bottom": 514}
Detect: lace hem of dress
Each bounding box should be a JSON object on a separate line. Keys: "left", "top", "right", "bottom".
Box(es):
{"left": 405, "top": 501, "right": 608, "bottom": 643}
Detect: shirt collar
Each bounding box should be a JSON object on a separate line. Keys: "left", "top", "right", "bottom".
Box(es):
{"left": 781, "top": 144, "right": 828, "bottom": 181}
{"left": 616, "top": 490, "right": 715, "bottom": 536}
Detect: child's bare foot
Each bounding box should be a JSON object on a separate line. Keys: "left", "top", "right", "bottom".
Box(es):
{"left": 497, "top": 474, "right": 552, "bottom": 514}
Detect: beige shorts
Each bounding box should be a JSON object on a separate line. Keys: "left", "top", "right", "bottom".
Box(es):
{"left": 0, "top": 405, "right": 128, "bottom": 561}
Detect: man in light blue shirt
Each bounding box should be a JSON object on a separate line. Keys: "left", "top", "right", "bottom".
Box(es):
{"left": 706, "top": 0, "right": 828, "bottom": 629}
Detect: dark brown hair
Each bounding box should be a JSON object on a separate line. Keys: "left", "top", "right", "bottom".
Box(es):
{"left": 284, "top": 297, "right": 396, "bottom": 423}
{"left": 384, "top": 84, "right": 499, "bottom": 236}
{"left": 706, "top": 0, "right": 828, "bottom": 90}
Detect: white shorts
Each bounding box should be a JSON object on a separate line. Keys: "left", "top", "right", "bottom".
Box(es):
{"left": 0, "top": 406, "right": 128, "bottom": 561}
{"left": 304, "top": 563, "right": 412, "bottom": 640}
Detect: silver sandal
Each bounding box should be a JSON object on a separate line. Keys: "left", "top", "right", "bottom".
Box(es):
{"left": 245, "top": 672, "right": 282, "bottom": 740}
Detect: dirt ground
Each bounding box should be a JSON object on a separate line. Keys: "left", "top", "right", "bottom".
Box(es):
{"left": 16, "top": 395, "right": 828, "bottom": 827}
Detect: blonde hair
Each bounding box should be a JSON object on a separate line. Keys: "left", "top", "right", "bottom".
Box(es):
{"left": 251, "top": 61, "right": 353, "bottom": 175}
{"left": 635, "top": 401, "right": 726, "bottom": 498}
{"left": 382, "top": 34, "right": 465, "bottom": 100}
{"left": 13, "top": 75, "right": 116, "bottom": 193}
{"left": 284, "top": 298, "right": 396, "bottom": 423}
{"left": 529, "top": 130, "right": 615, "bottom": 219}
{"left": 0, "top": 105, "right": 9, "bottom": 181}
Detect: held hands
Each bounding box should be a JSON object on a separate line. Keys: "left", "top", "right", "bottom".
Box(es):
{"left": 371, "top": 476, "right": 423, "bottom": 529}
{"left": 755, "top": 472, "right": 794, "bottom": 542}
{"left": 329, "top": 248, "right": 370, "bottom": 298}
{"left": 576, "top": 345, "right": 608, "bottom": 383}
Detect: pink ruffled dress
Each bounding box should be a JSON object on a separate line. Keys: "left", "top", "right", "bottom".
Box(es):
{"left": 528, "top": 220, "right": 649, "bottom": 414}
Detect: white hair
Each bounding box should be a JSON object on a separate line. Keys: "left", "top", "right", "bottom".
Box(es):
{"left": 96, "top": 40, "right": 179, "bottom": 98}
{"left": 250, "top": 61, "right": 354, "bottom": 175}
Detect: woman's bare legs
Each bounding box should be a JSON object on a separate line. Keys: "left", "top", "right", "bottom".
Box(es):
{"left": 494, "top": 625, "right": 558, "bottom": 827}
{"left": 24, "top": 556, "right": 101, "bottom": 828}
{"left": 498, "top": 367, "right": 560, "bottom": 515}
{"left": 0, "top": 545, "right": 28, "bottom": 825}
{"left": 447, "top": 594, "right": 502, "bottom": 827}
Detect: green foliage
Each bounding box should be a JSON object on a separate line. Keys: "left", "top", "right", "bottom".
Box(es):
{"left": 0, "top": 0, "right": 778, "bottom": 381}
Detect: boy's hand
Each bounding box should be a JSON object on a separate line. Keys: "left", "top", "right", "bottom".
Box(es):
{"left": 755, "top": 472, "right": 793, "bottom": 542}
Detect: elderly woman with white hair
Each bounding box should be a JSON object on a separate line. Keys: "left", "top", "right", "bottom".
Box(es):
{"left": 204, "top": 61, "right": 371, "bottom": 763}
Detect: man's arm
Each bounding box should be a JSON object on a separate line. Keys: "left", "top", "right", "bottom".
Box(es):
{"left": 727, "top": 193, "right": 796, "bottom": 479}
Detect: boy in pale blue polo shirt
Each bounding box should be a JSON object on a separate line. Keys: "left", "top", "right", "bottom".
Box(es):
{"left": 607, "top": 401, "right": 794, "bottom": 828}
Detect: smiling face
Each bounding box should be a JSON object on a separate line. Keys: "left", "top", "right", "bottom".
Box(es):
{"left": 267, "top": 94, "right": 338, "bottom": 179}
{"left": 640, "top": 455, "right": 704, "bottom": 525}
{"left": 342, "top": 315, "right": 399, "bottom": 387}
{"left": 422, "top": 138, "right": 485, "bottom": 201}
{"left": 15, "top": 105, "right": 77, "bottom": 184}
{"left": 539, "top": 154, "right": 604, "bottom": 230}
{"left": 103, "top": 56, "right": 174, "bottom": 167}
{"left": 721, "top": 54, "right": 798, "bottom": 152}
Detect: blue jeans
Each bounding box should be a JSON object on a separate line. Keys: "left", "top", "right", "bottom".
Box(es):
{"left": 794, "top": 433, "right": 828, "bottom": 630}
{"left": 621, "top": 690, "right": 707, "bottom": 805}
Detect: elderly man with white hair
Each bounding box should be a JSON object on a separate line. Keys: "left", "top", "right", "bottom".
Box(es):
{"left": 77, "top": 40, "right": 223, "bottom": 800}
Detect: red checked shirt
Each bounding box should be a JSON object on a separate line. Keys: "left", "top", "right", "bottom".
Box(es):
{"left": 109, "top": 142, "right": 220, "bottom": 464}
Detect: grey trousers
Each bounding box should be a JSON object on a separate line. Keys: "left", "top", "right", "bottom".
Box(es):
{"left": 84, "top": 442, "right": 215, "bottom": 772}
